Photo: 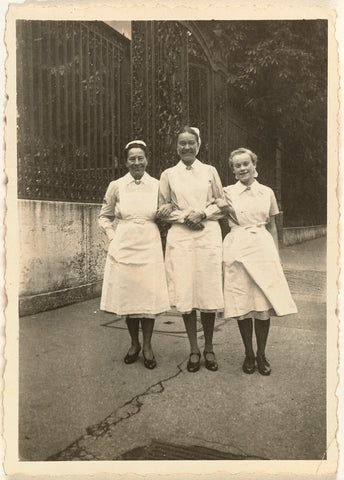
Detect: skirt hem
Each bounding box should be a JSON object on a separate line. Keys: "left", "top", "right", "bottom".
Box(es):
{"left": 170, "top": 305, "right": 224, "bottom": 315}
{"left": 223, "top": 308, "right": 298, "bottom": 320}
{"left": 100, "top": 308, "right": 169, "bottom": 318}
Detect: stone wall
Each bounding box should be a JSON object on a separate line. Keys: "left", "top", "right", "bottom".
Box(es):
{"left": 18, "top": 199, "right": 327, "bottom": 316}
{"left": 282, "top": 225, "right": 327, "bottom": 246}
{"left": 19, "top": 200, "right": 107, "bottom": 316}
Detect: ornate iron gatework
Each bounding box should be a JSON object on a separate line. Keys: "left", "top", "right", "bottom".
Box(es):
{"left": 17, "top": 20, "right": 278, "bottom": 203}
{"left": 131, "top": 20, "right": 259, "bottom": 186}
{"left": 131, "top": 21, "right": 189, "bottom": 177}
{"left": 17, "top": 21, "right": 131, "bottom": 202}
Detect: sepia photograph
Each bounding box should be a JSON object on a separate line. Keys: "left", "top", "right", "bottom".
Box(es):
{"left": 2, "top": 1, "right": 339, "bottom": 477}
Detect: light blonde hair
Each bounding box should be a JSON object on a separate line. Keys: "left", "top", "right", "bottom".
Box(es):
{"left": 229, "top": 148, "right": 258, "bottom": 168}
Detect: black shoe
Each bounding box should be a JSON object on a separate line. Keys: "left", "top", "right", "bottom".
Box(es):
{"left": 187, "top": 352, "right": 201, "bottom": 372}
{"left": 242, "top": 355, "right": 255, "bottom": 374}
{"left": 124, "top": 344, "right": 141, "bottom": 364}
{"left": 203, "top": 351, "right": 218, "bottom": 371}
{"left": 143, "top": 352, "right": 157, "bottom": 369}
{"left": 256, "top": 354, "right": 271, "bottom": 376}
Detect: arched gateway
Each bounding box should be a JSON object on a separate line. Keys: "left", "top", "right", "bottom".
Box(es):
{"left": 131, "top": 20, "right": 251, "bottom": 185}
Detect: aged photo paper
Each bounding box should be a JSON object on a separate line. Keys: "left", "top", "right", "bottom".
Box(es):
{"left": 2, "top": 0, "right": 341, "bottom": 477}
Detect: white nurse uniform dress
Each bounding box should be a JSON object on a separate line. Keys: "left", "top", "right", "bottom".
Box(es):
{"left": 99, "top": 172, "right": 170, "bottom": 317}
{"left": 159, "top": 159, "right": 224, "bottom": 314}
{"left": 222, "top": 180, "right": 297, "bottom": 320}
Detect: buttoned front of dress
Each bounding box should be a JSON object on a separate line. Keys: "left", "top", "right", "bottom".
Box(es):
{"left": 159, "top": 159, "right": 225, "bottom": 222}
{"left": 225, "top": 180, "right": 279, "bottom": 229}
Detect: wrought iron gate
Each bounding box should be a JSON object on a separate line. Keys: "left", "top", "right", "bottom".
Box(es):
{"left": 17, "top": 20, "right": 278, "bottom": 202}
{"left": 131, "top": 20, "right": 256, "bottom": 186}
{"left": 17, "top": 20, "right": 131, "bottom": 202}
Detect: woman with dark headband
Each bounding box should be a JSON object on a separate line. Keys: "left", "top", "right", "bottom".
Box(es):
{"left": 99, "top": 140, "right": 170, "bottom": 369}
{"left": 157, "top": 126, "right": 224, "bottom": 372}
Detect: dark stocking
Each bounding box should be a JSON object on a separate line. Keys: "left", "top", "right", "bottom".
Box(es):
{"left": 125, "top": 317, "right": 140, "bottom": 355}
{"left": 200, "top": 312, "right": 216, "bottom": 353}
{"left": 141, "top": 318, "right": 155, "bottom": 360}
{"left": 237, "top": 318, "right": 254, "bottom": 358}
{"left": 254, "top": 318, "right": 270, "bottom": 357}
{"left": 182, "top": 310, "right": 200, "bottom": 361}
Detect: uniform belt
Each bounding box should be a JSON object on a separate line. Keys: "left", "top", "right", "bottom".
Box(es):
{"left": 231, "top": 223, "right": 266, "bottom": 233}
{"left": 118, "top": 218, "right": 154, "bottom": 225}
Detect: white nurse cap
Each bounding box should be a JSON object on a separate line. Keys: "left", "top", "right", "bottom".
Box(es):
{"left": 125, "top": 140, "right": 147, "bottom": 149}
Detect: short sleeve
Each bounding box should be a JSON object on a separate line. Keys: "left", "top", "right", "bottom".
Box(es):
{"left": 223, "top": 185, "right": 231, "bottom": 202}
{"left": 269, "top": 188, "right": 279, "bottom": 216}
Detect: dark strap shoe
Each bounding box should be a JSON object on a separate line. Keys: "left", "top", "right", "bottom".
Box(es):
{"left": 143, "top": 353, "right": 157, "bottom": 369}
{"left": 256, "top": 354, "right": 271, "bottom": 376}
{"left": 203, "top": 351, "right": 218, "bottom": 371}
{"left": 187, "top": 352, "right": 201, "bottom": 372}
{"left": 242, "top": 355, "right": 255, "bottom": 374}
{"left": 124, "top": 344, "right": 141, "bottom": 364}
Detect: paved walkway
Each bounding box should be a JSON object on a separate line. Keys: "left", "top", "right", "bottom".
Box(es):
{"left": 19, "top": 237, "right": 327, "bottom": 461}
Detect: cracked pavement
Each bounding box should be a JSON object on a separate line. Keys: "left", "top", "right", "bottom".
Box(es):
{"left": 19, "top": 237, "right": 327, "bottom": 461}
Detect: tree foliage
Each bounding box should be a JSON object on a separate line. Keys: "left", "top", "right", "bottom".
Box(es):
{"left": 216, "top": 20, "right": 327, "bottom": 225}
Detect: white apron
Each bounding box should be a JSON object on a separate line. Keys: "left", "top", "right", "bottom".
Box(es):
{"left": 223, "top": 224, "right": 297, "bottom": 319}
{"left": 100, "top": 177, "right": 170, "bottom": 316}
{"left": 164, "top": 165, "right": 224, "bottom": 314}
{"left": 222, "top": 181, "right": 297, "bottom": 319}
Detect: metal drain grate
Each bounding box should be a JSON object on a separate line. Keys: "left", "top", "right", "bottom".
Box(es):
{"left": 121, "top": 440, "right": 265, "bottom": 460}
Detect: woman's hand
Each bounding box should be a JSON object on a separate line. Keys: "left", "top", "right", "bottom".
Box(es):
{"left": 184, "top": 211, "right": 204, "bottom": 224}
{"left": 185, "top": 221, "right": 204, "bottom": 231}
{"left": 215, "top": 198, "right": 229, "bottom": 211}
{"left": 184, "top": 211, "right": 205, "bottom": 230}
{"left": 215, "top": 197, "right": 238, "bottom": 223}
{"left": 156, "top": 203, "right": 173, "bottom": 218}
{"left": 266, "top": 215, "right": 279, "bottom": 253}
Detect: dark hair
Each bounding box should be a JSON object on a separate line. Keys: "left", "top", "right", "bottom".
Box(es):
{"left": 177, "top": 126, "right": 200, "bottom": 145}
{"left": 124, "top": 142, "right": 148, "bottom": 158}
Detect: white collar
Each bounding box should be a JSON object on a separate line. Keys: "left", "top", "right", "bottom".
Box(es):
{"left": 124, "top": 171, "right": 150, "bottom": 185}
{"left": 176, "top": 159, "right": 201, "bottom": 171}
{"left": 234, "top": 179, "right": 263, "bottom": 195}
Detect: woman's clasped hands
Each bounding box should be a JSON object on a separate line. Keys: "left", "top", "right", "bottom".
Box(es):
{"left": 184, "top": 211, "right": 205, "bottom": 230}
{"left": 156, "top": 204, "right": 204, "bottom": 230}
{"left": 156, "top": 203, "right": 173, "bottom": 219}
